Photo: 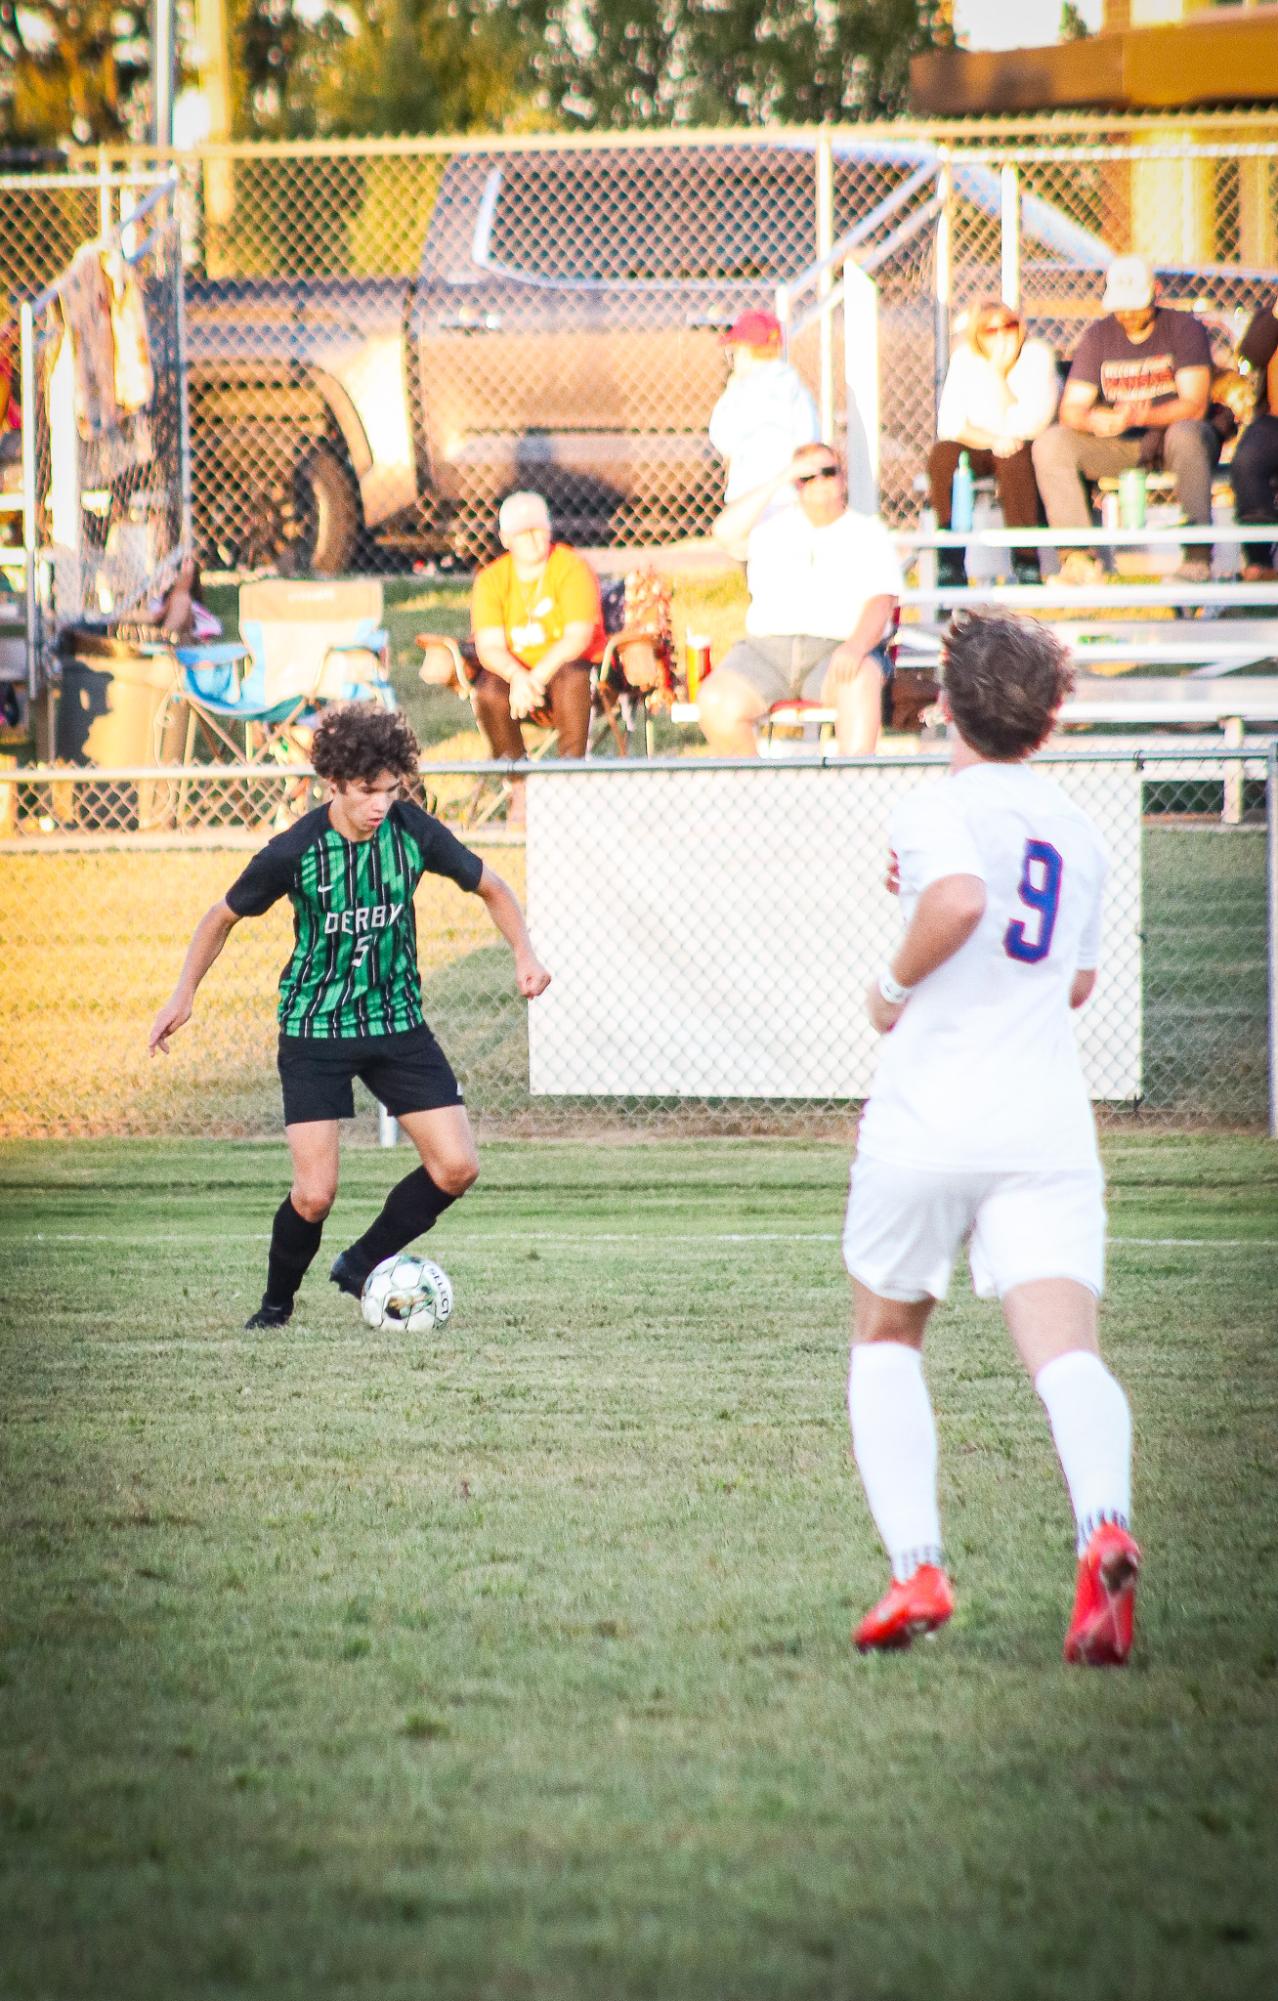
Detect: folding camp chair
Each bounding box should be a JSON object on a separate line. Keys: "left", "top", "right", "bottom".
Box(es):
{"left": 595, "top": 629, "right": 664, "bottom": 755}
{"left": 415, "top": 565, "right": 672, "bottom": 774}
{"left": 178, "top": 577, "right": 392, "bottom": 765}
{"left": 594, "top": 566, "right": 674, "bottom": 756}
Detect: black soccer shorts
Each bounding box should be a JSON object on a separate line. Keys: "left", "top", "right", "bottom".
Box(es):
{"left": 277, "top": 1026, "right": 464, "bottom": 1126}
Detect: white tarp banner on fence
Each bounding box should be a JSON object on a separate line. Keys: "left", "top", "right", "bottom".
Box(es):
{"left": 525, "top": 762, "right": 1142, "bottom": 1102}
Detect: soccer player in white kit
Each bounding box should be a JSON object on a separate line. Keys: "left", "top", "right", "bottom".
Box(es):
{"left": 843, "top": 609, "right": 1141, "bottom": 1666}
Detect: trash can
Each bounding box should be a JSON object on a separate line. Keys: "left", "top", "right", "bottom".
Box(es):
{"left": 54, "top": 630, "right": 186, "bottom": 829}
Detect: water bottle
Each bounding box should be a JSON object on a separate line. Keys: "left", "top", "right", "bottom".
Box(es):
{"left": 1118, "top": 467, "right": 1147, "bottom": 529}
{"left": 950, "top": 450, "right": 975, "bottom": 534}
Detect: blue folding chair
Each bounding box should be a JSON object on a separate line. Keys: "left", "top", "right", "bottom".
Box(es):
{"left": 178, "top": 578, "right": 392, "bottom": 765}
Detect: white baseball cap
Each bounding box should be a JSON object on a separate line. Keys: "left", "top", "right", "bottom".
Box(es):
{"left": 1103, "top": 255, "right": 1155, "bottom": 313}
{"left": 498, "top": 491, "right": 550, "bottom": 544}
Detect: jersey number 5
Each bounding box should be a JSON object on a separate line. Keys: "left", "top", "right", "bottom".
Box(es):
{"left": 1004, "top": 839, "right": 1063, "bottom": 964}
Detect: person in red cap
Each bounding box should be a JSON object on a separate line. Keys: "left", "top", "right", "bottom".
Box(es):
{"left": 709, "top": 310, "right": 819, "bottom": 523}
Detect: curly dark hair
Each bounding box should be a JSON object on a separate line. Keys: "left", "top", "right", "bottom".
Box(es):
{"left": 310, "top": 703, "right": 421, "bottom": 785}
{"left": 941, "top": 610, "right": 1074, "bottom": 761}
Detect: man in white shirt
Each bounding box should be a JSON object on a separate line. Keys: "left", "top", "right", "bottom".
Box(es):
{"left": 843, "top": 608, "right": 1140, "bottom": 1666}
{"left": 702, "top": 444, "right": 902, "bottom": 757}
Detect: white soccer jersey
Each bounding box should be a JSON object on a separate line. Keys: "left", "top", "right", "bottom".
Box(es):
{"left": 856, "top": 761, "right": 1107, "bottom": 1173}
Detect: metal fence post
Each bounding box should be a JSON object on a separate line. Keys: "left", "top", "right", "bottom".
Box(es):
{"left": 96, "top": 146, "right": 112, "bottom": 240}
{"left": 815, "top": 127, "right": 835, "bottom": 443}
{"left": 1000, "top": 162, "right": 1021, "bottom": 312}
{"left": 933, "top": 148, "right": 953, "bottom": 426}
{"left": 18, "top": 300, "right": 39, "bottom": 701}
{"left": 843, "top": 259, "right": 880, "bottom": 514}
{"left": 1223, "top": 721, "right": 1244, "bottom": 826}
{"left": 173, "top": 201, "right": 195, "bottom": 552}
{"left": 1268, "top": 742, "right": 1278, "bottom": 1139}
{"left": 151, "top": 0, "right": 177, "bottom": 150}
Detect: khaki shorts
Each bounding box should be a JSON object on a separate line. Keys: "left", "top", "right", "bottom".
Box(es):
{"left": 842, "top": 1156, "right": 1106, "bottom": 1304}
{"left": 719, "top": 635, "right": 889, "bottom": 707}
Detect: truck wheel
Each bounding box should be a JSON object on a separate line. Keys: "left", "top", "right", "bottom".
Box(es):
{"left": 270, "top": 443, "right": 360, "bottom": 576}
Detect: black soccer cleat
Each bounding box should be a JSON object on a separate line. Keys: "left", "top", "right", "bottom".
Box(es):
{"left": 245, "top": 1297, "right": 293, "bottom": 1330}
{"left": 329, "top": 1250, "right": 371, "bottom": 1301}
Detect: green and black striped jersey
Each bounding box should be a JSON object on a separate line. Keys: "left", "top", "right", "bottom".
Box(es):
{"left": 225, "top": 801, "right": 483, "bottom": 1038}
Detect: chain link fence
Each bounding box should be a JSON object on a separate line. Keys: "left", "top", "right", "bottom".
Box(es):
{"left": 12, "top": 175, "right": 189, "bottom": 687}
{"left": 0, "top": 119, "right": 1269, "bottom": 575}
{"left": 1, "top": 748, "right": 1272, "bottom": 1140}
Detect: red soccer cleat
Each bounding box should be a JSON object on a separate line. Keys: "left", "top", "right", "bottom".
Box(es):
{"left": 1064, "top": 1522, "right": 1141, "bottom": 1667}
{"left": 854, "top": 1564, "right": 955, "bottom": 1653}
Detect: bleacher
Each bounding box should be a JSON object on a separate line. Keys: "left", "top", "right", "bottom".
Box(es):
{"left": 736, "top": 503, "right": 1278, "bottom": 825}
{"left": 897, "top": 515, "right": 1278, "bottom": 767}
{"left": 896, "top": 455, "right": 1277, "bottom": 671}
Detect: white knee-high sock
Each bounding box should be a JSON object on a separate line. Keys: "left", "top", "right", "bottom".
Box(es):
{"left": 1035, "top": 1349, "right": 1133, "bottom": 1553}
{"left": 848, "top": 1342, "right": 944, "bottom": 1581}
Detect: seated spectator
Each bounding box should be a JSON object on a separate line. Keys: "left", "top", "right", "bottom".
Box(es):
{"left": 928, "top": 300, "right": 1058, "bottom": 586}
{"left": 143, "top": 556, "right": 221, "bottom": 642}
{"left": 1231, "top": 296, "right": 1278, "bottom": 581}
{"left": 1032, "top": 256, "right": 1219, "bottom": 584}
{"left": 709, "top": 310, "right": 819, "bottom": 524}
{"left": 702, "top": 443, "right": 901, "bottom": 758}
{"left": 469, "top": 489, "right": 604, "bottom": 752}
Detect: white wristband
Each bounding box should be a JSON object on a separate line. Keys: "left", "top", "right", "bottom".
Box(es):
{"left": 878, "top": 966, "right": 914, "bottom": 1007}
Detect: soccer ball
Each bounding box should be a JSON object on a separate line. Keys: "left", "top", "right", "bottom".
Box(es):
{"left": 360, "top": 1254, "right": 454, "bottom": 1334}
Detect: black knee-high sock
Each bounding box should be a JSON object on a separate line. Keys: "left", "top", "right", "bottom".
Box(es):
{"left": 347, "top": 1167, "right": 457, "bottom": 1272}
{"left": 265, "top": 1196, "right": 325, "bottom": 1306}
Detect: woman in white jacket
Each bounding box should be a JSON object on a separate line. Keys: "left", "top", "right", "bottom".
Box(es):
{"left": 928, "top": 302, "right": 1060, "bottom": 585}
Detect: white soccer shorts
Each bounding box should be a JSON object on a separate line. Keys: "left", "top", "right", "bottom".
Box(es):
{"left": 842, "top": 1156, "right": 1106, "bottom": 1304}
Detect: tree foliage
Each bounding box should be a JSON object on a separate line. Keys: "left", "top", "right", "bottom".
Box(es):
{"left": 0, "top": 0, "right": 954, "bottom": 146}
{"left": 227, "top": 0, "right": 349, "bottom": 139}
{"left": 0, "top": 0, "right": 150, "bottom": 145}
{"left": 214, "top": 0, "right": 545, "bottom": 141}
{"left": 302, "top": 0, "right": 541, "bottom": 139}
{"left": 532, "top": 0, "right": 956, "bottom": 129}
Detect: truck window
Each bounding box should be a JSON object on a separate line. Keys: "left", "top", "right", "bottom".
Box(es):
{"left": 476, "top": 149, "right": 820, "bottom": 286}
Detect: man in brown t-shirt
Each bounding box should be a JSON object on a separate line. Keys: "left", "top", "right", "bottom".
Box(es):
{"left": 1032, "top": 256, "right": 1218, "bottom": 584}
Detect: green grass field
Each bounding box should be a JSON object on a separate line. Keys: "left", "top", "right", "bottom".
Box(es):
{"left": 2, "top": 1135, "right": 1277, "bottom": 2001}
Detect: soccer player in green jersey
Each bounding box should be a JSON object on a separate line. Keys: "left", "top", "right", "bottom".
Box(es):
{"left": 149, "top": 702, "right": 550, "bottom": 1329}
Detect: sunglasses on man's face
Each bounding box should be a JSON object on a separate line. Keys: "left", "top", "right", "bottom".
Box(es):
{"left": 796, "top": 464, "right": 839, "bottom": 485}
{"left": 981, "top": 318, "right": 1019, "bottom": 335}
